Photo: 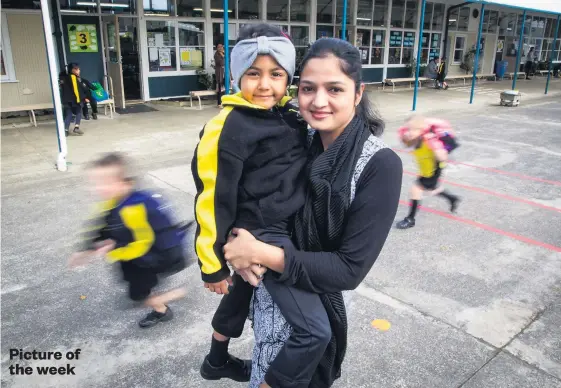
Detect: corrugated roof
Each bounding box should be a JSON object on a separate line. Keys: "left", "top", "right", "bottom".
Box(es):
{"left": 468, "top": 0, "right": 561, "bottom": 15}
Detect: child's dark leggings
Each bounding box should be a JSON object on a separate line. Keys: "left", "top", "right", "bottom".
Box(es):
{"left": 63, "top": 103, "right": 82, "bottom": 130}
{"left": 211, "top": 222, "right": 331, "bottom": 388}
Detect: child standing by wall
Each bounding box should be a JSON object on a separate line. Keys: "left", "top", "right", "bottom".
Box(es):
{"left": 70, "top": 152, "right": 191, "bottom": 327}
{"left": 59, "top": 63, "right": 86, "bottom": 136}
{"left": 192, "top": 24, "right": 331, "bottom": 388}
{"left": 397, "top": 116, "right": 460, "bottom": 229}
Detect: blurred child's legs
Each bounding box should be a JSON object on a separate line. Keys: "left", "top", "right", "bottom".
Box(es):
{"left": 397, "top": 167, "right": 459, "bottom": 229}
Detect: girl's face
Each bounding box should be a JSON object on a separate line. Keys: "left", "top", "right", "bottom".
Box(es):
{"left": 298, "top": 54, "right": 363, "bottom": 142}
{"left": 240, "top": 54, "right": 288, "bottom": 110}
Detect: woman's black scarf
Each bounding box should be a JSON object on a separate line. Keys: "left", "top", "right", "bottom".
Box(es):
{"left": 293, "top": 115, "right": 371, "bottom": 387}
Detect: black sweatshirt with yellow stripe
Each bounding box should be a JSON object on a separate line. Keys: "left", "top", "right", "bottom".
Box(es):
{"left": 191, "top": 93, "right": 308, "bottom": 283}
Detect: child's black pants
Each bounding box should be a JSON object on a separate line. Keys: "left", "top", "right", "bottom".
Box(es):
{"left": 211, "top": 222, "right": 331, "bottom": 388}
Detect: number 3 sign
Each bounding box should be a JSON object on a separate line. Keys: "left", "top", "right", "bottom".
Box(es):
{"left": 68, "top": 24, "right": 98, "bottom": 53}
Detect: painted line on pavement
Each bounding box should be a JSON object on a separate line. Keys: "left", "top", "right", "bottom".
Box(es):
{"left": 398, "top": 200, "right": 561, "bottom": 253}
{"left": 403, "top": 170, "right": 561, "bottom": 214}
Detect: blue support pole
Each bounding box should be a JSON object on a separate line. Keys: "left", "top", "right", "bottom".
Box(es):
{"left": 223, "top": 0, "right": 230, "bottom": 95}
{"left": 512, "top": 10, "right": 526, "bottom": 90}
{"left": 342, "top": 0, "right": 348, "bottom": 40}
{"left": 545, "top": 15, "right": 560, "bottom": 95}
{"left": 470, "top": 3, "right": 485, "bottom": 104}
{"left": 412, "top": 0, "right": 427, "bottom": 111}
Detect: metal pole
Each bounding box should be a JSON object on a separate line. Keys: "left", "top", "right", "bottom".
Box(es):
{"left": 223, "top": 0, "right": 230, "bottom": 95}
{"left": 40, "top": 0, "right": 67, "bottom": 172}
{"left": 512, "top": 10, "right": 526, "bottom": 90}
{"left": 412, "top": 0, "right": 427, "bottom": 111}
{"left": 545, "top": 15, "right": 560, "bottom": 95}
{"left": 342, "top": 0, "right": 348, "bottom": 40}
{"left": 470, "top": 3, "right": 485, "bottom": 104}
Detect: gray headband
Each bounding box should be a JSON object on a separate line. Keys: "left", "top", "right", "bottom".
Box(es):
{"left": 230, "top": 36, "right": 296, "bottom": 89}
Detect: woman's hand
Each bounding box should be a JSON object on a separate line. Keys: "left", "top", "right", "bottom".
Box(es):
{"left": 224, "top": 228, "right": 259, "bottom": 270}
{"left": 237, "top": 265, "right": 267, "bottom": 286}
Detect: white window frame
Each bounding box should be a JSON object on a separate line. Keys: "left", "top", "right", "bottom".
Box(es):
{"left": 145, "top": 17, "right": 206, "bottom": 76}
{"left": 452, "top": 34, "right": 466, "bottom": 65}
{"left": 1, "top": 13, "right": 17, "bottom": 83}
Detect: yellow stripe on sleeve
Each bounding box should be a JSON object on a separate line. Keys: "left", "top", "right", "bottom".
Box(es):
{"left": 195, "top": 107, "right": 233, "bottom": 275}
{"left": 71, "top": 75, "right": 81, "bottom": 103}
{"left": 107, "top": 203, "right": 155, "bottom": 262}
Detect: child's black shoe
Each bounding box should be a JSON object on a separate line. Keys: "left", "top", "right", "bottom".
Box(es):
{"left": 200, "top": 354, "right": 251, "bottom": 382}
{"left": 138, "top": 306, "right": 173, "bottom": 328}
{"left": 396, "top": 217, "right": 415, "bottom": 229}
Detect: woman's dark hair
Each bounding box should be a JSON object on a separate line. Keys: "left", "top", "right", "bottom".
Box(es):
{"left": 236, "top": 23, "right": 292, "bottom": 43}
{"left": 300, "top": 38, "right": 384, "bottom": 136}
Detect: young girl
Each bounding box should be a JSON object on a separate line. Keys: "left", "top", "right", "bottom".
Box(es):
{"left": 396, "top": 116, "right": 460, "bottom": 229}
{"left": 192, "top": 24, "right": 331, "bottom": 387}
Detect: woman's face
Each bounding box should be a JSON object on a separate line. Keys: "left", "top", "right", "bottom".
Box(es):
{"left": 298, "top": 54, "right": 363, "bottom": 139}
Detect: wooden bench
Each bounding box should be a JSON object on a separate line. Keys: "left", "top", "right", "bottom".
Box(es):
{"left": 1, "top": 103, "right": 54, "bottom": 127}
{"left": 190, "top": 90, "right": 217, "bottom": 110}
{"left": 537, "top": 70, "right": 551, "bottom": 76}
{"left": 444, "top": 75, "right": 471, "bottom": 85}
{"left": 507, "top": 72, "right": 526, "bottom": 80}
{"left": 383, "top": 77, "right": 427, "bottom": 92}
{"left": 476, "top": 73, "right": 497, "bottom": 81}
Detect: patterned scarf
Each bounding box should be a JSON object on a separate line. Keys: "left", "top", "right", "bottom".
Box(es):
{"left": 293, "top": 115, "right": 371, "bottom": 387}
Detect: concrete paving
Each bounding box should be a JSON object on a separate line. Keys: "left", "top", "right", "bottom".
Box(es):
{"left": 1, "top": 77, "right": 560, "bottom": 388}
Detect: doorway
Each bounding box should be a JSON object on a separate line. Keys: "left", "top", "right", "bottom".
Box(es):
{"left": 102, "top": 16, "right": 141, "bottom": 108}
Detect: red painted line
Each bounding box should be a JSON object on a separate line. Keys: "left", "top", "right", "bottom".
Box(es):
{"left": 403, "top": 170, "right": 561, "bottom": 213}
{"left": 394, "top": 148, "right": 561, "bottom": 187}
{"left": 398, "top": 200, "right": 561, "bottom": 253}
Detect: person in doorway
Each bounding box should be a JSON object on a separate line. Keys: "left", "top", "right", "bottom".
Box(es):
{"left": 436, "top": 57, "right": 449, "bottom": 90}
{"left": 525, "top": 47, "right": 536, "bottom": 80}
{"left": 396, "top": 116, "right": 460, "bottom": 229}
{"left": 59, "top": 63, "right": 85, "bottom": 136}
{"left": 194, "top": 24, "right": 332, "bottom": 387}
{"left": 424, "top": 58, "right": 439, "bottom": 87}
{"left": 221, "top": 37, "right": 403, "bottom": 388}
{"left": 69, "top": 152, "right": 191, "bottom": 328}
{"left": 80, "top": 77, "right": 98, "bottom": 120}
{"left": 214, "top": 43, "right": 225, "bottom": 108}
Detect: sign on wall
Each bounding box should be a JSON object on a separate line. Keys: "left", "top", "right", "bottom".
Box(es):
{"left": 68, "top": 24, "right": 98, "bottom": 53}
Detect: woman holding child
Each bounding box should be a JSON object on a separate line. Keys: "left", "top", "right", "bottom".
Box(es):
{"left": 196, "top": 24, "right": 402, "bottom": 388}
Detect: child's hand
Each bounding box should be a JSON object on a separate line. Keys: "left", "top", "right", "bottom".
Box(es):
{"left": 68, "top": 251, "right": 96, "bottom": 268}
{"left": 94, "top": 239, "right": 115, "bottom": 256}
{"left": 204, "top": 276, "right": 233, "bottom": 295}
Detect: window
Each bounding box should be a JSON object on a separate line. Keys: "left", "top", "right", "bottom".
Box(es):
{"left": 177, "top": 0, "right": 204, "bottom": 17}
{"left": 147, "top": 21, "right": 176, "bottom": 72}
{"left": 101, "top": 0, "right": 136, "bottom": 15}
{"left": 357, "top": 29, "right": 385, "bottom": 65}
{"left": 335, "top": 0, "right": 350, "bottom": 25}
{"left": 357, "top": 0, "right": 388, "bottom": 27}
{"left": 371, "top": 30, "right": 385, "bottom": 64}
{"left": 144, "top": 0, "right": 174, "bottom": 15}
{"left": 268, "top": 0, "right": 288, "bottom": 21}
{"left": 421, "top": 32, "right": 441, "bottom": 64}
{"left": 60, "top": 0, "right": 99, "bottom": 13}
{"left": 482, "top": 10, "right": 499, "bottom": 33}
{"left": 390, "top": 0, "right": 417, "bottom": 29}
{"left": 147, "top": 20, "right": 205, "bottom": 72}
{"left": 453, "top": 36, "right": 466, "bottom": 64}
{"left": 317, "top": 0, "right": 333, "bottom": 23}
{"left": 448, "top": 6, "right": 469, "bottom": 32}
{"left": 388, "top": 30, "right": 414, "bottom": 65}
{"left": 1, "top": 0, "right": 40, "bottom": 9}
{"left": 431, "top": 3, "right": 444, "bottom": 30}
{"left": 178, "top": 22, "right": 204, "bottom": 70}
{"left": 1, "top": 13, "right": 16, "bottom": 83}
{"left": 210, "top": 0, "right": 236, "bottom": 18}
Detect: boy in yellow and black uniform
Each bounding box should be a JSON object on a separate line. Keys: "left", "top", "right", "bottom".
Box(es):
{"left": 397, "top": 116, "right": 460, "bottom": 229}
{"left": 59, "top": 63, "right": 86, "bottom": 136}
{"left": 192, "top": 24, "right": 332, "bottom": 387}
{"left": 70, "top": 152, "right": 191, "bottom": 328}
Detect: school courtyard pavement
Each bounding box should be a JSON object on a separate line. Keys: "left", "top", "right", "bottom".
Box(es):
{"left": 1, "top": 77, "right": 560, "bottom": 388}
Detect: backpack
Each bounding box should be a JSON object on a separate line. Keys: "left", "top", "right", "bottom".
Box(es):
{"left": 90, "top": 82, "right": 109, "bottom": 102}
{"left": 429, "top": 126, "right": 459, "bottom": 154}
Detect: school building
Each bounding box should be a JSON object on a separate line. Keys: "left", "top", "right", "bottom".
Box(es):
{"left": 1, "top": 0, "right": 560, "bottom": 110}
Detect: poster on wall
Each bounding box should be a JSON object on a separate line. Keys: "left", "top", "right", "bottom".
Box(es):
{"left": 497, "top": 40, "right": 504, "bottom": 53}
{"left": 180, "top": 48, "right": 192, "bottom": 66}
{"left": 355, "top": 32, "right": 363, "bottom": 47}
{"left": 68, "top": 24, "right": 98, "bottom": 53}
{"left": 159, "top": 48, "right": 171, "bottom": 67}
